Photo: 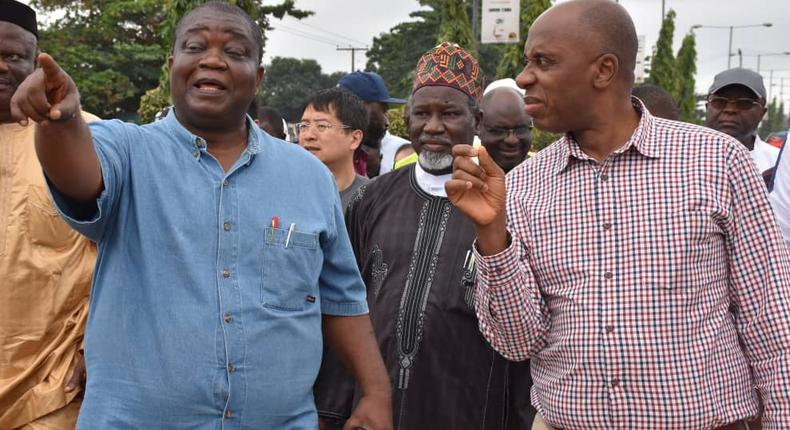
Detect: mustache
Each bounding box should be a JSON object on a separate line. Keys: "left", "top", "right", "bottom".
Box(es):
{"left": 418, "top": 135, "right": 452, "bottom": 146}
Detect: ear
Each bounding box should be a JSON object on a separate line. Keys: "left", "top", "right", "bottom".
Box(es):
{"left": 350, "top": 129, "right": 363, "bottom": 151}
{"left": 167, "top": 55, "right": 174, "bottom": 73}
{"left": 592, "top": 53, "right": 618, "bottom": 89}
{"left": 256, "top": 64, "right": 264, "bottom": 89}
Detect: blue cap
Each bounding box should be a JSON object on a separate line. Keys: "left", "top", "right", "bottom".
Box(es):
{"left": 338, "top": 72, "right": 406, "bottom": 104}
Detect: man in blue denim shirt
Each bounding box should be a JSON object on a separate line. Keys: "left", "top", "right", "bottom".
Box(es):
{"left": 10, "top": 3, "right": 392, "bottom": 429}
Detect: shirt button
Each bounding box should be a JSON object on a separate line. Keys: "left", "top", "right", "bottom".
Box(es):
{"left": 223, "top": 222, "right": 231, "bottom": 231}
{"left": 611, "top": 378, "right": 620, "bottom": 387}
{"left": 227, "top": 363, "right": 235, "bottom": 373}
{"left": 603, "top": 222, "right": 612, "bottom": 230}
{"left": 223, "top": 269, "right": 230, "bottom": 278}
{"left": 223, "top": 313, "right": 232, "bottom": 323}
{"left": 600, "top": 174, "right": 609, "bottom": 181}
{"left": 605, "top": 325, "right": 615, "bottom": 333}
{"left": 224, "top": 409, "right": 233, "bottom": 419}
{"left": 604, "top": 271, "right": 613, "bottom": 280}
{"left": 223, "top": 179, "right": 229, "bottom": 187}
{"left": 192, "top": 150, "right": 200, "bottom": 158}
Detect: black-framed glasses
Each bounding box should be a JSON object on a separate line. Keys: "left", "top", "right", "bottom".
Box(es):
{"left": 707, "top": 95, "right": 763, "bottom": 111}
{"left": 296, "top": 122, "right": 352, "bottom": 134}
{"left": 484, "top": 124, "right": 533, "bottom": 139}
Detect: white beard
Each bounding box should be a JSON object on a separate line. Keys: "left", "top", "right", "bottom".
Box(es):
{"left": 418, "top": 151, "right": 453, "bottom": 173}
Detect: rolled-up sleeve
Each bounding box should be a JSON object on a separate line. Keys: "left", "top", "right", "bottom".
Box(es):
{"left": 48, "top": 120, "right": 131, "bottom": 243}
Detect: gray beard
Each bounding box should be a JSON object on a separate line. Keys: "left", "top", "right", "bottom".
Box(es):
{"left": 418, "top": 151, "right": 453, "bottom": 173}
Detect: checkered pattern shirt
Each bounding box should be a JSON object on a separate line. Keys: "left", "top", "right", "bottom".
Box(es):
{"left": 473, "top": 104, "right": 790, "bottom": 429}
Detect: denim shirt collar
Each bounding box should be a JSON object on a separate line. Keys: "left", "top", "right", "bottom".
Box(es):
{"left": 162, "top": 108, "right": 262, "bottom": 159}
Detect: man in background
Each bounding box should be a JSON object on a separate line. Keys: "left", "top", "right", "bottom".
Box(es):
{"left": 339, "top": 71, "right": 408, "bottom": 176}
{"left": 0, "top": 1, "right": 96, "bottom": 427}
{"left": 478, "top": 82, "right": 533, "bottom": 173}
{"left": 632, "top": 84, "right": 680, "bottom": 121}
{"left": 705, "top": 68, "right": 777, "bottom": 173}
{"left": 299, "top": 88, "right": 369, "bottom": 209}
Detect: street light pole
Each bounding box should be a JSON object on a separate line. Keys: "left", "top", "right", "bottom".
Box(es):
{"left": 727, "top": 26, "right": 734, "bottom": 69}
{"left": 693, "top": 23, "right": 773, "bottom": 69}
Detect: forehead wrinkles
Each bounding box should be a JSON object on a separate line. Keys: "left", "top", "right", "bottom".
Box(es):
{"left": 0, "top": 23, "right": 37, "bottom": 53}
{"left": 177, "top": 14, "right": 253, "bottom": 45}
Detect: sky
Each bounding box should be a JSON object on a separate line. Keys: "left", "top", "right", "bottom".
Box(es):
{"left": 264, "top": 0, "right": 790, "bottom": 105}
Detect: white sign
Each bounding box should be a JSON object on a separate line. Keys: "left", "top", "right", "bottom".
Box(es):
{"left": 481, "top": 0, "right": 520, "bottom": 44}
{"left": 635, "top": 35, "right": 646, "bottom": 83}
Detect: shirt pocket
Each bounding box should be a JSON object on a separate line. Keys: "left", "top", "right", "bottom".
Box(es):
{"left": 641, "top": 210, "right": 720, "bottom": 289}
{"left": 261, "top": 226, "right": 321, "bottom": 311}
{"left": 23, "top": 184, "right": 79, "bottom": 252}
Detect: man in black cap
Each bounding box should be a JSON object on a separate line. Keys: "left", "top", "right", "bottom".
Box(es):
{"left": 705, "top": 67, "right": 777, "bottom": 173}
{"left": 338, "top": 71, "right": 408, "bottom": 176}
{"left": 0, "top": 0, "right": 98, "bottom": 427}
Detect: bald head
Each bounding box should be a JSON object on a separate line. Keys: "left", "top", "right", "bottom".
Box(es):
{"left": 536, "top": 0, "right": 638, "bottom": 84}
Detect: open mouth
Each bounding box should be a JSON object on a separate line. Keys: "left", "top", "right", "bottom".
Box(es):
{"left": 193, "top": 78, "right": 227, "bottom": 93}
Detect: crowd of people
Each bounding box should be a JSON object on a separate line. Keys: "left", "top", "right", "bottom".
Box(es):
{"left": 1, "top": 0, "right": 789, "bottom": 429}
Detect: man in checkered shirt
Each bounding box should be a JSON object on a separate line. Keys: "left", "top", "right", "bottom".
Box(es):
{"left": 447, "top": 1, "right": 790, "bottom": 429}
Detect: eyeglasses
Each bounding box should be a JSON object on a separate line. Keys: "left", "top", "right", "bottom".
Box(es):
{"left": 484, "top": 124, "right": 533, "bottom": 139}
{"left": 707, "top": 95, "right": 763, "bottom": 111}
{"left": 297, "top": 122, "right": 352, "bottom": 134}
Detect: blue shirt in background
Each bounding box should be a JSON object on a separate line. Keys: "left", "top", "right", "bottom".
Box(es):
{"left": 49, "top": 111, "right": 368, "bottom": 429}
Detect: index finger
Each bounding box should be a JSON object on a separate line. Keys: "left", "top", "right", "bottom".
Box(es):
{"left": 37, "top": 53, "right": 63, "bottom": 81}
{"left": 452, "top": 144, "right": 477, "bottom": 158}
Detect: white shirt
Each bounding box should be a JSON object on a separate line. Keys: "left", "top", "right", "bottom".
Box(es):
{"left": 751, "top": 134, "right": 780, "bottom": 173}
{"left": 769, "top": 131, "right": 790, "bottom": 250}
{"left": 379, "top": 131, "right": 410, "bottom": 175}
{"left": 414, "top": 162, "right": 451, "bottom": 197}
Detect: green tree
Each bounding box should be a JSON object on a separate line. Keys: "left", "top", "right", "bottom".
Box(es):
{"left": 646, "top": 9, "right": 678, "bottom": 99}
{"left": 257, "top": 57, "right": 345, "bottom": 122}
{"left": 365, "top": 9, "right": 441, "bottom": 99}
{"left": 675, "top": 31, "right": 698, "bottom": 123}
{"left": 366, "top": 1, "right": 502, "bottom": 99}
{"left": 33, "top": 0, "right": 168, "bottom": 119}
{"left": 496, "top": 0, "right": 552, "bottom": 79}
{"left": 437, "top": 0, "right": 476, "bottom": 55}
{"left": 760, "top": 98, "right": 788, "bottom": 137}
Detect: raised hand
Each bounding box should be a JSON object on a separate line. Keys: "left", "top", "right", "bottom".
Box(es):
{"left": 445, "top": 145, "right": 509, "bottom": 255}
{"left": 10, "top": 53, "right": 80, "bottom": 125}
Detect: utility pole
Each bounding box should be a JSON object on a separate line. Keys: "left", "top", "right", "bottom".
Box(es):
{"left": 471, "top": 0, "right": 480, "bottom": 51}
{"left": 336, "top": 46, "right": 368, "bottom": 73}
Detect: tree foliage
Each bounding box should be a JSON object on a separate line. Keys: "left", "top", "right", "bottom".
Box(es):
{"left": 675, "top": 31, "right": 699, "bottom": 123}
{"left": 366, "top": 0, "right": 502, "bottom": 99}
{"left": 257, "top": 57, "right": 345, "bottom": 122}
{"left": 33, "top": 0, "right": 168, "bottom": 119}
{"left": 646, "top": 9, "right": 678, "bottom": 99}
{"left": 759, "top": 98, "right": 787, "bottom": 137}
{"left": 496, "top": 0, "right": 551, "bottom": 80}
{"left": 437, "top": 0, "right": 476, "bottom": 55}
{"left": 365, "top": 10, "right": 441, "bottom": 99}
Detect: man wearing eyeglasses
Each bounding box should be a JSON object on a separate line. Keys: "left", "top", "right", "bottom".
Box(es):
{"left": 705, "top": 68, "right": 777, "bottom": 174}
{"left": 479, "top": 85, "right": 533, "bottom": 173}
{"left": 299, "top": 88, "right": 369, "bottom": 210}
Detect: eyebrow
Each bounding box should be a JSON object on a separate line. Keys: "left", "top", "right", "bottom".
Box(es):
{"left": 183, "top": 25, "right": 250, "bottom": 42}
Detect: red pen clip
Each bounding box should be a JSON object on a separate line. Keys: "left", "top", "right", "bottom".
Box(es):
{"left": 271, "top": 216, "right": 280, "bottom": 230}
